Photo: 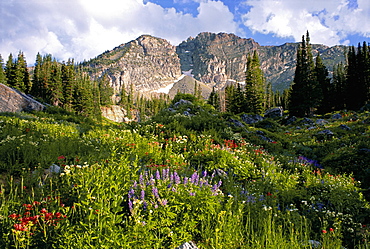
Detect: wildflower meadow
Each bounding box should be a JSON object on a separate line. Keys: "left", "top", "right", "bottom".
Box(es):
{"left": 0, "top": 105, "right": 369, "bottom": 248}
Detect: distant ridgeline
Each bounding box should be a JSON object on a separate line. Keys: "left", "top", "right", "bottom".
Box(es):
{"left": 0, "top": 32, "right": 368, "bottom": 119}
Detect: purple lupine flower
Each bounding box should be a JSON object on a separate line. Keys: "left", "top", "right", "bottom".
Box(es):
{"left": 140, "top": 190, "right": 145, "bottom": 200}
{"left": 128, "top": 188, "right": 135, "bottom": 198}
{"left": 191, "top": 172, "right": 199, "bottom": 185}
{"left": 152, "top": 187, "right": 159, "bottom": 199}
{"left": 128, "top": 199, "right": 133, "bottom": 211}
{"left": 167, "top": 183, "right": 172, "bottom": 189}
{"left": 183, "top": 177, "right": 188, "bottom": 185}
{"left": 139, "top": 174, "right": 144, "bottom": 186}
{"left": 247, "top": 195, "right": 256, "bottom": 203}
{"left": 211, "top": 170, "right": 216, "bottom": 180}
{"left": 170, "top": 172, "right": 174, "bottom": 183}
{"left": 162, "top": 168, "right": 168, "bottom": 181}
{"left": 133, "top": 181, "right": 138, "bottom": 188}
{"left": 189, "top": 192, "right": 196, "bottom": 196}
{"left": 211, "top": 184, "right": 218, "bottom": 192}
{"left": 174, "top": 172, "right": 181, "bottom": 184}
{"left": 171, "top": 187, "right": 177, "bottom": 192}
{"left": 160, "top": 199, "right": 168, "bottom": 206}
{"left": 155, "top": 170, "right": 161, "bottom": 180}
{"left": 217, "top": 180, "right": 222, "bottom": 188}
{"left": 202, "top": 170, "right": 208, "bottom": 178}
{"left": 143, "top": 201, "right": 148, "bottom": 210}
{"left": 259, "top": 195, "right": 265, "bottom": 202}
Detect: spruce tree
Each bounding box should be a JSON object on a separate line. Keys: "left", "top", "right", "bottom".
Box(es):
{"left": 5, "top": 54, "right": 16, "bottom": 89}
{"left": 0, "top": 55, "right": 6, "bottom": 84}
{"left": 244, "top": 51, "right": 265, "bottom": 114}
{"left": 98, "top": 73, "right": 114, "bottom": 106}
{"left": 224, "top": 83, "right": 236, "bottom": 113}
{"left": 288, "top": 31, "right": 318, "bottom": 116}
{"left": 315, "top": 54, "right": 331, "bottom": 114}
{"left": 61, "top": 59, "right": 75, "bottom": 112}
{"left": 332, "top": 62, "right": 347, "bottom": 110}
{"left": 208, "top": 86, "right": 220, "bottom": 111}
{"left": 17, "top": 51, "right": 31, "bottom": 93}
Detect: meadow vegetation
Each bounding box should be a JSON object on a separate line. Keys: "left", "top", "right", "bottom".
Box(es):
{"left": 0, "top": 102, "right": 369, "bottom": 248}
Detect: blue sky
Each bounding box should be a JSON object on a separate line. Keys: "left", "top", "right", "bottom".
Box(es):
{"left": 0, "top": 0, "right": 369, "bottom": 63}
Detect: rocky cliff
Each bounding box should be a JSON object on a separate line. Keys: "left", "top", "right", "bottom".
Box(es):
{"left": 83, "top": 35, "right": 182, "bottom": 102}
{"left": 83, "top": 32, "right": 347, "bottom": 97}
{"left": 0, "top": 83, "right": 45, "bottom": 113}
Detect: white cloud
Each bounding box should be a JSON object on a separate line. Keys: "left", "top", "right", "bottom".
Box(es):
{"left": 242, "top": 0, "right": 370, "bottom": 46}
{"left": 0, "top": 0, "right": 238, "bottom": 64}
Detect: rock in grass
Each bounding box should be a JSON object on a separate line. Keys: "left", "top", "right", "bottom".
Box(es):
{"left": 0, "top": 83, "right": 45, "bottom": 113}
{"left": 339, "top": 124, "right": 351, "bottom": 130}
{"left": 241, "top": 114, "right": 264, "bottom": 124}
{"left": 264, "top": 107, "right": 283, "bottom": 118}
{"left": 176, "top": 241, "right": 199, "bottom": 249}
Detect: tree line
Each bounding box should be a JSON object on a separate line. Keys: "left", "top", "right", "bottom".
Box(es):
{"left": 209, "top": 31, "right": 370, "bottom": 117}
{"left": 0, "top": 52, "right": 169, "bottom": 120}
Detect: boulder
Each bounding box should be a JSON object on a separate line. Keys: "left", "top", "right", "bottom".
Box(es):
{"left": 173, "top": 99, "right": 193, "bottom": 108}
{"left": 316, "top": 119, "right": 328, "bottom": 125}
{"left": 176, "top": 241, "right": 199, "bottom": 249}
{"left": 284, "top": 116, "right": 297, "bottom": 125}
{"left": 0, "top": 83, "right": 45, "bottom": 113}
{"left": 241, "top": 114, "right": 264, "bottom": 124}
{"left": 331, "top": 113, "right": 342, "bottom": 119}
{"left": 101, "top": 105, "right": 128, "bottom": 123}
{"left": 264, "top": 107, "right": 283, "bottom": 118}
{"left": 228, "top": 118, "right": 245, "bottom": 128}
{"left": 338, "top": 124, "right": 351, "bottom": 130}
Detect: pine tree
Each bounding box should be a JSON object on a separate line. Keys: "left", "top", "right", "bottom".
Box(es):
{"left": 332, "top": 62, "right": 347, "bottom": 110}
{"left": 208, "top": 86, "right": 220, "bottom": 111}
{"left": 48, "top": 60, "right": 63, "bottom": 106}
{"left": 288, "top": 31, "right": 318, "bottom": 116}
{"left": 17, "top": 51, "right": 31, "bottom": 93}
{"left": 315, "top": 53, "right": 331, "bottom": 114}
{"left": 98, "top": 73, "right": 114, "bottom": 106}
{"left": 0, "top": 55, "right": 6, "bottom": 84}
{"left": 61, "top": 59, "right": 75, "bottom": 112}
{"left": 224, "top": 83, "right": 236, "bottom": 113}
{"left": 244, "top": 51, "right": 265, "bottom": 114}
{"left": 5, "top": 54, "right": 16, "bottom": 89}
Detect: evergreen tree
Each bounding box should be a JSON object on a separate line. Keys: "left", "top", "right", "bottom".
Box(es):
{"left": 73, "top": 71, "right": 94, "bottom": 116}
{"left": 315, "top": 54, "right": 331, "bottom": 114}
{"left": 98, "top": 73, "right": 114, "bottom": 106}
{"left": 17, "top": 51, "right": 31, "bottom": 93}
{"left": 244, "top": 51, "right": 265, "bottom": 114}
{"left": 332, "top": 62, "right": 347, "bottom": 110}
{"left": 288, "top": 31, "right": 318, "bottom": 116}
{"left": 5, "top": 54, "right": 16, "bottom": 89}
{"left": 224, "top": 83, "right": 236, "bottom": 113}
{"left": 48, "top": 60, "right": 63, "bottom": 106}
{"left": 0, "top": 55, "right": 6, "bottom": 84}
{"left": 61, "top": 59, "right": 75, "bottom": 112}
{"left": 208, "top": 86, "right": 220, "bottom": 111}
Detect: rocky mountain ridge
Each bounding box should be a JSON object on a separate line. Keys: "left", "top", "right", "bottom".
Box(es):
{"left": 83, "top": 32, "right": 347, "bottom": 99}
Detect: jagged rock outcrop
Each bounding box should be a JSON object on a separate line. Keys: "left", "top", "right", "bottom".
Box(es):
{"left": 0, "top": 83, "right": 45, "bottom": 113}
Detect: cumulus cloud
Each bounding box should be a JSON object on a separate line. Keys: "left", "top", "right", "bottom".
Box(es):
{"left": 242, "top": 0, "right": 370, "bottom": 46}
{"left": 0, "top": 0, "right": 237, "bottom": 63}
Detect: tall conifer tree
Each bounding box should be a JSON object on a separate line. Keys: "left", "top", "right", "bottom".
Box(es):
{"left": 0, "top": 55, "right": 6, "bottom": 84}
{"left": 289, "top": 31, "right": 318, "bottom": 116}
{"left": 244, "top": 51, "right": 265, "bottom": 114}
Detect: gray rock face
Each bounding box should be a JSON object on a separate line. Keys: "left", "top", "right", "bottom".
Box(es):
{"left": 0, "top": 83, "right": 45, "bottom": 113}
{"left": 264, "top": 107, "right": 283, "bottom": 118}
{"left": 83, "top": 32, "right": 346, "bottom": 99}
